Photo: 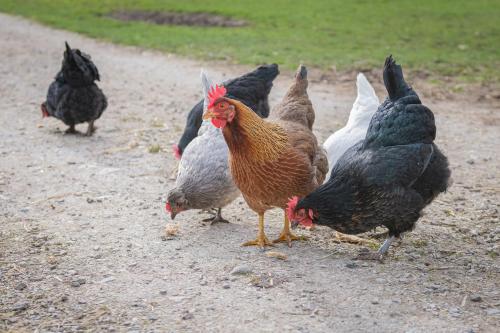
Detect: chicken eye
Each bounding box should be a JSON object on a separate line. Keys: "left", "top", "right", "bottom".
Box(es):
{"left": 218, "top": 103, "right": 225, "bottom": 109}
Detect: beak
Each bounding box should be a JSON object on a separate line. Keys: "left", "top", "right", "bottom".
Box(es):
{"left": 170, "top": 210, "right": 177, "bottom": 220}
{"left": 202, "top": 109, "right": 215, "bottom": 121}
{"left": 291, "top": 220, "right": 299, "bottom": 229}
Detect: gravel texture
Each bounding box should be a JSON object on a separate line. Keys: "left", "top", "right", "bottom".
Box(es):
{"left": 0, "top": 13, "right": 499, "bottom": 332}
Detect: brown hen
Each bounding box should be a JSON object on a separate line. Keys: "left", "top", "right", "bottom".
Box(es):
{"left": 203, "top": 65, "right": 328, "bottom": 248}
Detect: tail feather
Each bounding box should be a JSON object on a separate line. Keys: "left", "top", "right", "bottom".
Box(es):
{"left": 274, "top": 64, "right": 313, "bottom": 129}
{"left": 288, "top": 64, "right": 308, "bottom": 95}
{"left": 200, "top": 69, "right": 214, "bottom": 110}
{"left": 354, "top": 73, "right": 379, "bottom": 107}
{"left": 383, "top": 55, "right": 411, "bottom": 100}
{"left": 296, "top": 65, "right": 307, "bottom": 80}
{"left": 253, "top": 63, "right": 280, "bottom": 82}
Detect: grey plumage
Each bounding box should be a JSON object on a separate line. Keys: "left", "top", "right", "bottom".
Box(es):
{"left": 167, "top": 71, "right": 240, "bottom": 221}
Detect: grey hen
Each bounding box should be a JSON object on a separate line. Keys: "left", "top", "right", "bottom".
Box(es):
{"left": 166, "top": 71, "right": 240, "bottom": 223}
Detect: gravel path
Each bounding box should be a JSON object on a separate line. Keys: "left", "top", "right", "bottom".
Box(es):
{"left": 0, "top": 13, "right": 499, "bottom": 332}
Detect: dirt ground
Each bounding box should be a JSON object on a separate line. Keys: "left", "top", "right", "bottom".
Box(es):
{"left": 0, "top": 13, "right": 499, "bottom": 333}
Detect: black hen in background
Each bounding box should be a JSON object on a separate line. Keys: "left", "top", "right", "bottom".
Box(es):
{"left": 173, "top": 63, "right": 279, "bottom": 159}
{"left": 41, "top": 42, "right": 107, "bottom": 136}
{"left": 288, "top": 56, "right": 451, "bottom": 259}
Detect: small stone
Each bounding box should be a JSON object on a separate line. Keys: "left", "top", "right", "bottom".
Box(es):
{"left": 222, "top": 284, "right": 231, "bottom": 289}
{"left": 470, "top": 295, "right": 482, "bottom": 302}
{"left": 15, "top": 282, "right": 27, "bottom": 291}
{"left": 466, "top": 159, "right": 475, "bottom": 165}
{"left": 149, "top": 314, "right": 158, "bottom": 322}
{"left": 12, "top": 302, "right": 29, "bottom": 312}
{"left": 449, "top": 307, "right": 461, "bottom": 317}
{"left": 345, "top": 262, "right": 358, "bottom": 269}
{"left": 159, "top": 290, "right": 167, "bottom": 295}
{"left": 230, "top": 265, "right": 253, "bottom": 275}
{"left": 60, "top": 295, "right": 68, "bottom": 302}
{"left": 71, "top": 278, "right": 86, "bottom": 287}
{"left": 486, "top": 308, "right": 500, "bottom": 316}
{"left": 182, "top": 312, "right": 194, "bottom": 320}
{"left": 99, "top": 277, "right": 115, "bottom": 283}
{"left": 86, "top": 198, "right": 95, "bottom": 204}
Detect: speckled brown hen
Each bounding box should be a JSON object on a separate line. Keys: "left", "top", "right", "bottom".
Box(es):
{"left": 202, "top": 65, "right": 328, "bottom": 248}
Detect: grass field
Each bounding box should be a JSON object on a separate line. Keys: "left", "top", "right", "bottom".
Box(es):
{"left": 0, "top": 0, "right": 498, "bottom": 82}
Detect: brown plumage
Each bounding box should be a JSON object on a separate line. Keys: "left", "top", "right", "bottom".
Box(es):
{"left": 203, "top": 65, "right": 328, "bottom": 247}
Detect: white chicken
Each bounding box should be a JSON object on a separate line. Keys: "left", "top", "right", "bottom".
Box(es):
{"left": 323, "top": 73, "right": 379, "bottom": 180}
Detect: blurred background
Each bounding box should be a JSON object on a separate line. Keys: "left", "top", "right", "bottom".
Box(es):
{"left": 0, "top": 0, "right": 498, "bottom": 82}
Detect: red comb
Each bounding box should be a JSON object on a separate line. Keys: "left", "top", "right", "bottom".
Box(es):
{"left": 172, "top": 144, "right": 181, "bottom": 160}
{"left": 165, "top": 202, "right": 172, "bottom": 213}
{"left": 207, "top": 84, "right": 227, "bottom": 108}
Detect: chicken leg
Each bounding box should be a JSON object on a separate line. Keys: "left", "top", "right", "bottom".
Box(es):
{"left": 356, "top": 236, "right": 396, "bottom": 261}
{"left": 273, "top": 213, "right": 307, "bottom": 247}
{"left": 242, "top": 213, "right": 273, "bottom": 248}
{"left": 86, "top": 120, "right": 95, "bottom": 136}
{"left": 65, "top": 124, "right": 77, "bottom": 134}
{"left": 202, "top": 208, "right": 229, "bottom": 224}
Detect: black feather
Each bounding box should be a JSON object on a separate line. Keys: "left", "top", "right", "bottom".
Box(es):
{"left": 42, "top": 43, "right": 107, "bottom": 128}
{"left": 296, "top": 57, "right": 451, "bottom": 239}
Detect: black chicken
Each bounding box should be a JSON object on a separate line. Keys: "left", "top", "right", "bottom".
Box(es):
{"left": 172, "top": 63, "right": 279, "bottom": 159}
{"left": 287, "top": 56, "right": 451, "bottom": 258}
{"left": 41, "top": 42, "right": 107, "bottom": 136}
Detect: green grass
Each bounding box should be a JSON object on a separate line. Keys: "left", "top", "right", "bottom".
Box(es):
{"left": 1, "top": 0, "right": 499, "bottom": 82}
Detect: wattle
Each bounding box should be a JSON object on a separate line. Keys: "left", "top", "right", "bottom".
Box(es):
{"left": 211, "top": 118, "right": 227, "bottom": 128}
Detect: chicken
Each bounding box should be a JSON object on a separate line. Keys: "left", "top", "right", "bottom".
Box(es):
{"left": 166, "top": 72, "right": 240, "bottom": 223}
{"left": 41, "top": 42, "right": 107, "bottom": 136}
{"left": 323, "top": 73, "right": 379, "bottom": 179}
{"left": 287, "top": 56, "right": 451, "bottom": 259}
{"left": 173, "top": 64, "right": 279, "bottom": 159}
{"left": 202, "top": 65, "right": 328, "bottom": 248}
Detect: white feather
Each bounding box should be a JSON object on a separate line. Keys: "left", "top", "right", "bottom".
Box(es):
{"left": 323, "top": 73, "right": 379, "bottom": 181}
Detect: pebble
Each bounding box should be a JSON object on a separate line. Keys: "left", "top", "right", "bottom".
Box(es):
{"left": 222, "top": 284, "right": 231, "bottom": 289}
{"left": 159, "top": 290, "right": 167, "bottom": 295}
{"left": 230, "top": 265, "right": 253, "bottom": 275}
{"left": 15, "top": 282, "right": 27, "bottom": 291}
{"left": 71, "top": 278, "right": 86, "bottom": 287}
{"left": 182, "top": 312, "right": 194, "bottom": 320}
{"left": 486, "top": 308, "right": 500, "bottom": 316}
{"left": 448, "top": 307, "right": 461, "bottom": 317}
{"left": 470, "top": 294, "right": 482, "bottom": 302}
{"left": 345, "top": 262, "right": 358, "bottom": 269}
{"left": 99, "top": 277, "right": 115, "bottom": 283}
{"left": 12, "top": 302, "right": 29, "bottom": 312}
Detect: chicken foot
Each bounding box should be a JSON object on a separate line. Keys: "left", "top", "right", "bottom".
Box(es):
{"left": 242, "top": 213, "right": 274, "bottom": 249}
{"left": 65, "top": 124, "right": 77, "bottom": 134}
{"left": 273, "top": 214, "right": 307, "bottom": 247}
{"left": 355, "top": 236, "right": 396, "bottom": 261}
{"left": 202, "top": 208, "right": 229, "bottom": 224}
